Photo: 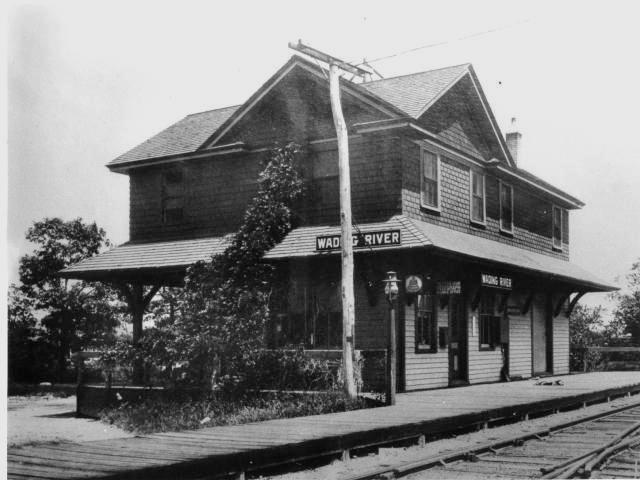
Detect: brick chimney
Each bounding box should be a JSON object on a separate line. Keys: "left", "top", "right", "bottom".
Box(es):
{"left": 505, "top": 117, "right": 522, "bottom": 167}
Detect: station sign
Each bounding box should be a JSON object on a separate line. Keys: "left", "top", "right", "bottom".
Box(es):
{"left": 481, "top": 273, "right": 513, "bottom": 290}
{"left": 315, "top": 230, "right": 401, "bottom": 251}
{"left": 437, "top": 281, "right": 462, "bottom": 295}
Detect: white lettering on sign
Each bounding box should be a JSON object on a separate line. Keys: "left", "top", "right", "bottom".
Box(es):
{"left": 481, "top": 273, "right": 513, "bottom": 290}
{"left": 436, "top": 281, "right": 462, "bottom": 295}
{"left": 315, "top": 230, "right": 401, "bottom": 251}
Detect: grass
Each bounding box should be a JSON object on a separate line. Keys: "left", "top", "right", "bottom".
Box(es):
{"left": 100, "top": 391, "right": 378, "bottom": 434}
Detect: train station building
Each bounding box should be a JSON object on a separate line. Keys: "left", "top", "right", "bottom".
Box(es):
{"left": 61, "top": 55, "right": 616, "bottom": 392}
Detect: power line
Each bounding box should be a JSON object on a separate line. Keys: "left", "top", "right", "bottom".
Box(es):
{"left": 355, "top": 18, "right": 531, "bottom": 66}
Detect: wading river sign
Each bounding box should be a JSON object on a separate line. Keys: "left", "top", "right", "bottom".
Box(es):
{"left": 316, "top": 230, "right": 401, "bottom": 251}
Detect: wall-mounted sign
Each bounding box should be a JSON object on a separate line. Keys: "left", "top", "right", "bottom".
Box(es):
{"left": 405, "top": 275, "right": 423, "bottom": 294}
{"left": 436, "top": 281, "right": 462, "bottom": 295}
{"left": 315, "top": 230, "right": 401, "bottom": 251}
{"left": 481, "top": 273, "right": 513, "bottom": 290}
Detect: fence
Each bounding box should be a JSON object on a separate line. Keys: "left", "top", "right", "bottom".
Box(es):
{"left": 573, "top": 346, "right": 640, "bottom": 372}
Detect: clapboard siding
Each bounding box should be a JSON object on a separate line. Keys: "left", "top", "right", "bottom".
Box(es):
{"left": 508, "top": 293, "right": 532, "bottom": 378}
{"left": 404, "top": 302, "right": 449, "bottom": 390}
{"left": 553, "top": 294, "right": 570, "bottom": 375}
{"left": 467, "top": 305, "right": 502, "bottom": 384}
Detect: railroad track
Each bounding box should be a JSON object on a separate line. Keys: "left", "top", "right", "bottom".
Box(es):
{"left": 343, "top": 402, "right": 640, "bottom": 480}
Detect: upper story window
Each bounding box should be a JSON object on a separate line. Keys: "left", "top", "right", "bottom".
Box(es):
{"left": 552, "top": 205, "right": 564, "bottom": 250}
{"left": 421, "top": 149, "right": 440, "bottom": 211}
{"left": 499, "top": 182, "right": 514, "bottom": 233}
{"left": 470, "top": 171, "right": 485, "bottom": 224}
{"left": 162, "top": 169, "right": 184, "bottom": 225}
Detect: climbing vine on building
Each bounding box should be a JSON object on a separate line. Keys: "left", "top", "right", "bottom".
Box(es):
{"left": 107, "top": 143, "right": 306, "bottom": 388}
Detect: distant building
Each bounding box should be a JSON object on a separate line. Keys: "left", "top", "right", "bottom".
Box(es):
{"left": 62, "top": 55, "right": 616, "bottom": 391}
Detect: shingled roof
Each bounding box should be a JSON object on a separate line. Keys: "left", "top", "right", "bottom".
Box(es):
{"left": 59, "top": 236, "right": 231, "bottom": 280}
{"left": 266, "top": 215, "right": 616, "bottom": 292}
{"left": 359, "top": 64, "right": 470, "bottom": 118}
{"left": 108, "top": 105, "right": 240, "bottom": 168}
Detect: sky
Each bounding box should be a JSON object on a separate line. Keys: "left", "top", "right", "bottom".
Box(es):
{"left": 5, "top": 0, "right": 640, "bottom": 319}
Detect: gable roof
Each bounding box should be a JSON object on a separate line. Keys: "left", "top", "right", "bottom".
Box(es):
{"left": 108, "top": 105, "right": 240, "bottom": 168}
{"left": 359, "top": 64, "right": 470, "bottom": 118}
{"left": 202, "top": 55, "right": 405, "bottom": 149}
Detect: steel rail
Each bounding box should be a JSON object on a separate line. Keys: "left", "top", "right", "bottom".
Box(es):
{"left": 340, "top": 400, "right": 640, "bottom": 480}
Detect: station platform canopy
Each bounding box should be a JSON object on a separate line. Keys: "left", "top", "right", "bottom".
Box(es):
{"left": 265, "top": 215, "right": 617, "bottom": 293}
{"left": 61, "top": 215, "right": 616, "bottom": 292}
{"left": 59, "top": 235, "right": 231, "bottom": 285}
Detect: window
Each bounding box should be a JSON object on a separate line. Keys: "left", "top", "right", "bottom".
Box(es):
{"left": 552, "top": 205, "right": 563, "bottom": 250}
{"left": 470, "top": 171, "right": 485, "bottom": 224}
{"left": 479, "top": 291, "right": 502, "bottom": 350}
{"left": 162, "top": 169, "right": 184, "bottom": 224}
{"left": 499, "top": 182, "right": 514, "bottom": 233}
{"left": 421, "top": 149, "right": 440, "bottom": 210}
{"left": 416, "top": 293, "right": 437, "bottom": 353}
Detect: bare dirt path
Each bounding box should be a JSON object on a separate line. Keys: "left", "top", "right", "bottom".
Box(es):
{"left": 8, "top": 395, "right": 133, "bottom": 447}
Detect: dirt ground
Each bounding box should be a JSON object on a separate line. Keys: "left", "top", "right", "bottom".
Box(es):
{"left": 265, "top": 393, "right": 640, "bottom": 480}
{"left": 7, "top": 395, "right": 133, "bottom": 448}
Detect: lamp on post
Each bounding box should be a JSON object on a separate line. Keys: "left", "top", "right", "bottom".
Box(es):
{"left": 383, "top": 271, "right": 400, "bottom": 406}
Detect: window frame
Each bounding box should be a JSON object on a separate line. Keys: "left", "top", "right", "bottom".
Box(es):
{"left": 420, "top": 148, "right": 441, "bottom": 213}
{"left": 499, "top": 181, "right": 514, "bottom": 234}
{"left": 478, "top": 290, "right": 502, "bottom": 351}
{"left": 415, "top": 292, "right": 438, "bottom": 354}
{"left": 161, "top": 168, "right": 185, "bottom": 225}
{"left": 469, "top": 170, "right": 486, "bottom": 226}
{"left": 552, "top": 205, "right": 563, "bottom": 251}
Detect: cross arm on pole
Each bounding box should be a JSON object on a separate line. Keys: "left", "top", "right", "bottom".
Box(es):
{"left": 288, "top": 40, "right": 373, "bottom": 78}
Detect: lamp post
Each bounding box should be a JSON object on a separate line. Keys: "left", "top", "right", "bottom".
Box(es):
{"left": 383, "top": 271, "right": 399, "bottom": 406}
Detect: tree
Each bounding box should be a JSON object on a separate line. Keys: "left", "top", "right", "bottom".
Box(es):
{"left": 15, "top": 218, "right": 123, "bottom": 382}
{"left": 610, "top": 259, "right": 640, "bottom": 343}
{"left": 569, "top": 304, "right": 606, "bottom": 371}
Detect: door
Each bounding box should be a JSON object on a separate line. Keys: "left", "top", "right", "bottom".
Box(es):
{"left": 532, "top": 295, "right": 548, "bottom": 374}
{"left": 448, "top": 295, "right": 468, "bottom": 385}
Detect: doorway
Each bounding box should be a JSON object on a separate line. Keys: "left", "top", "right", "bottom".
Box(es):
{"left": 448, "top": 295, "right": 468, "bottom": 385}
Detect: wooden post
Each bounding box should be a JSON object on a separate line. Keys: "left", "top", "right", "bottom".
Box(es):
{"left": 118, "top": 282, "right": 161, "bottom": 385}
{"left": 329, "top": 62, "right": 356, "bottom": 399}
{"left": 386, "top": 300, "right": 397, "bottom": 406}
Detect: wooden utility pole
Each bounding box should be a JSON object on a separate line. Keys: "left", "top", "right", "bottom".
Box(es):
{"left": 288, "top": 41, "right": 372, "bottom": 398}
{"left": 329, "top": 62, "right": 356, "bottom": 398}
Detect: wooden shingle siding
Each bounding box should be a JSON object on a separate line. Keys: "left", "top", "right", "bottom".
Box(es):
{"left": 299, "top": 136, "right": 403, "bottom": 226}
{"left": 219, "top": 68, "right": 385, "bottom": 147}
{"left": 401, "top": 138, "right": 569, "bottom": 260}
{"left": 508, "top": 293, "right": 533, "bottom": 378}
{"left": 421, "top": 78, "right": 493, "bottom": 161}
{"left": 353, "top": 275, "right": 387, "bottom": 351}
{"left": 404, "top": 302, "right": 449, "bottom": 391}
{"left": 129, "top": 153, "right": 263, "bottom": 242}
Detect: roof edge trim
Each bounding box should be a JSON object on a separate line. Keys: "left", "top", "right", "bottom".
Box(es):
{"left": 107, "top": 142, "right": 248, "bottom": 172}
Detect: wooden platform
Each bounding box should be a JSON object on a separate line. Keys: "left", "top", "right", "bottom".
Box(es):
{"left": 8, "top": 372, "right": 640, "bottom": 480}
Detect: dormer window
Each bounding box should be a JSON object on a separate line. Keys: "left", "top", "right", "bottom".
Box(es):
{"left": 499, "top": 182, "right": 514, "bottom": 233}
{"left": 421, "top": 149, "right": 440, "bottom": 211}
{"left": 552, "top": 205, "right": 564, "bottom": 250}
{"left": 162, "top": 168, "right": 184, "bottom": 225}
{"left": 470, "top": 171, "right": 485, "bottom": 224}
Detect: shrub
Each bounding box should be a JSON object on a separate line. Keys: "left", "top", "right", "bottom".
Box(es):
{"left": 100, "top": 391, "right": 375, "bottom": 434}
